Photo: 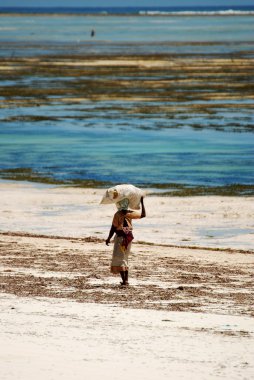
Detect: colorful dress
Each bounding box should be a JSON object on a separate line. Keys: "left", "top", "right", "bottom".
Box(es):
{"left": 111, "top": 210, "right": 141, "bottom": 274}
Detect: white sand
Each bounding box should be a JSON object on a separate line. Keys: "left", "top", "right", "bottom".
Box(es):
{"left": 1, "top": 293, "right": 254, "bottom": 380}
{"left": 0, "top": 181, "right": 254, "bottom": 379}
{"left": 0, "top": 181, "right": 253, "bottom": 250}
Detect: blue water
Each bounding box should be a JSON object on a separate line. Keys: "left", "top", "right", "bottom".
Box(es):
{"left": 1, "top": 101, "right": 253, "bottom": 187}
{"left": 1, "top": 14, "right": 253, "bottom": 43}
{"left": 1, "top": 6, "right": 254, "bottom": 15}
{"left": 1, "top": 123, "right": 253, "bottom": 186}
{"left": 0, "top": 7, "right": 253, "bottom": 188}
{"left": 0, "top": 8, "right": 254, "bottom": 56}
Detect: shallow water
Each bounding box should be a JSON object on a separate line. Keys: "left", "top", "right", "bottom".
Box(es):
{"left": 0, "top": 11, "right": 253, "bottom": 190}
{"left": 1, "top": 14, "right": 253, "bottom": 43}
{"left": 0, "top": 14, "right": 254, "bottom": 57}
{"left": 0, "top": 110, "right": 253, "bottom": 186}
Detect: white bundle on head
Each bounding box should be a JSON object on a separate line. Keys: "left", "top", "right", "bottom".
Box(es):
{"left": 100, "top": 184, "right": 145, "bottom": 210}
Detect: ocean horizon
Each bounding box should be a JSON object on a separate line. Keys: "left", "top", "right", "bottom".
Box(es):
{"left": 1, "top": 5, "right": 254, "bottom": 15}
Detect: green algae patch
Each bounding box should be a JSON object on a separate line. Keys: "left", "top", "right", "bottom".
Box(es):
{"left": 1, "top": 53, "right": 254, "bottom": 132}
{"left": 4, "top": 115, "right": 60, "bottom": 122}
{"left": 152, "top": 184, "right": 254, "bottom": 197}
{"left": 0, "top": 168, "right": 66, "bottom": 185}
{"left": 0, "top": 168, "right": 112, "bottom": 188}
{"left": 0, "top": 169, "right": 253, "bottom": 196}
{"left": 1, "top": 54, "right": 254, "bottom": 108}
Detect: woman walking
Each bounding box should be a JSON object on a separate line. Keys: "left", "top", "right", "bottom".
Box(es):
{"left": 106, "top": 196, "right": 146, "bottom": 286}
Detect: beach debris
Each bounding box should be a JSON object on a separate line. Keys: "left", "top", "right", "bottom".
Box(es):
{"left": 100, "top": 184, "right": 146, "bottom": 210}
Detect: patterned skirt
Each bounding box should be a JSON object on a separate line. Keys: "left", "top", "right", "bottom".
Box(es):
{"left": 111, "top": 235, "right": 132, "bottom": 274}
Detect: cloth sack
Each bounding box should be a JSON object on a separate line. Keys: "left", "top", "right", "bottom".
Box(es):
{"left": 100, "top": 184, "right": 145, "bottom": 210}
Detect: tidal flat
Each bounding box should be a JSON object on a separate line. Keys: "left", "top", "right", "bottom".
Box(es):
{"left": 0, "top": 48, "right": 254, "bottom": 192}
{"left": 1, "top": 53, "right": 254, "bottom": 119}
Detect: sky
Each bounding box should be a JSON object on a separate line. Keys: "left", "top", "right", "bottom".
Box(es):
{"left": 0, "top": 0, "right": 253, "bottom": 8}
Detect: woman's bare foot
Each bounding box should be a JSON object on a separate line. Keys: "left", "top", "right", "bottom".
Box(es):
{"left": 120, "top": 281, "right": 129, "bottom": 286}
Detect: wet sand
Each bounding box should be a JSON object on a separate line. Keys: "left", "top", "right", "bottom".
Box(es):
{"left": 0, "top": 231, "right": 253, "bottom": 316}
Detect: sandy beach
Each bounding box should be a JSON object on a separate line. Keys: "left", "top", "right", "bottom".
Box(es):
{"left": 1, "top": 181, "right": 253, "bottom": 249}
{"left": 1, "top": 294, "right": 253, "bottom": 380}
{"left": 0, "top": 11, "right": 254, "bottom": 377}
{"left": 0, "top": 181, "right": 254, "bottom": 379}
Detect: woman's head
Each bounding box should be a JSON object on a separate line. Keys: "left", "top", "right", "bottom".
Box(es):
{"left": 116, "top": 198, "right": 129, "bottom": 211}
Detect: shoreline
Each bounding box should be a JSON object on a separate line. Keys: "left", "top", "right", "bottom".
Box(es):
{"left": 0, "top": 175, "right": 254, "bottom": 196}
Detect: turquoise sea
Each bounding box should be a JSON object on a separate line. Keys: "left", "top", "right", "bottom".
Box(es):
{"left": 0, "top": 6, "right": 253, "bottom": 192}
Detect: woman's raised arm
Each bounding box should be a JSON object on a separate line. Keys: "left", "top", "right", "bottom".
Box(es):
{"left": 140, "top": 196, "right": 146, "bottom": 218}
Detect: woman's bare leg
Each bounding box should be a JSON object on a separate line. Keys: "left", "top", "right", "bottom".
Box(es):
{"left": 124, "top": 270, "right": 129, "bottom": 285}
{"left": 120, "top": 271, "right": 125, "bottom": 284}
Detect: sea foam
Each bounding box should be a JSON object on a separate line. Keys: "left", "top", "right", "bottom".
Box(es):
{"left": 139, "top": 10, "right": 254, "bottom": 16}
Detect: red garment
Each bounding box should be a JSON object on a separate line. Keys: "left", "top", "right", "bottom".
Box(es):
{"left": 121, "top": 232, "right": 134, "bottom": 250}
